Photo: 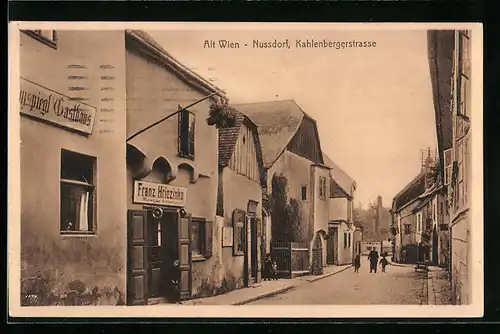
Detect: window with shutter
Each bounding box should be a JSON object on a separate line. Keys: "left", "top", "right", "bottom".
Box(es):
{"left": 178, "top": 109, "right": 195, "bottom": 159}
{"left": 191, "top": 217, "right": 208, "bottom": 259}
{"left": 204, "top": 221, "right": 213, "bottom": 258}
{"left": 444, "top": 149, "right": 453, "bottom": 186}
{"left": 233, "top": 210, "right": 245, "bottom": 256}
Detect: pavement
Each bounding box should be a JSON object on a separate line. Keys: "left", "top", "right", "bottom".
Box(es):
{"left": 426, "top": 266, "right": 453, "bottom": 305}
{"left": 248, "top": 258, "right": 428, "bottom": 305}
{"left": 181, "top": 264, "right": 351, "bottom": 306}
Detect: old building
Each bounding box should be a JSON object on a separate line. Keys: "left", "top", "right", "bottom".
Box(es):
{"left": 428, "top": 29, "right": 472, "bottom": 304}
{"left": 125, "top": 30, "right": 224, "bottom": 304}
{"left": 234, "top": 100, "right": 329, "bottom": 276}
{"left": 19, "top": 30, "right": 128, "bottom": 305}
{"left": 216, "top": 107, "right": 265, "bottom": 289}
{"left": 323, "top": 154, "right": 357, "bottom": 266}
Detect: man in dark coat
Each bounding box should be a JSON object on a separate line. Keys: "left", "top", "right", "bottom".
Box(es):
{"left": 368, "top": 248, "right": 379, "bottom": 273}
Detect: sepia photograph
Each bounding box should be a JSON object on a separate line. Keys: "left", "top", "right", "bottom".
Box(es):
{"left": 8, "top": 22, "right": 483, "bottom": 318}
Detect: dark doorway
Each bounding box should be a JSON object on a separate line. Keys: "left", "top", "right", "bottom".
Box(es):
{"left": 326, "top": 229, "right": 335, "bottom": 265}
{"left": 127, "top": 209, "right": 188, "bottom": 305}
{"left": 250, "top": 217, "right": 258, "bottom": 280}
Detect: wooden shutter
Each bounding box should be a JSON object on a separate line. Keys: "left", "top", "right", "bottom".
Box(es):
{"left": 178, "top": 214, "right": 192, "bottom": 300}
{"left": 204, "top": 220, "right": 213, "bottom": 258}
{"left": 127, "top": 210, "right": 148, "bottom": 305}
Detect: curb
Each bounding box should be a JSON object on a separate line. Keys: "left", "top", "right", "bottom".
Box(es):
{"left": 306, "top": 265, "right": 352, "bottom": 283}
{"left": 230, "top": 285, "right": 296, "bottom": 306}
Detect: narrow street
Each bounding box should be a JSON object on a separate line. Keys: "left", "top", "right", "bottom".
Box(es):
{"left": 249, "top": 259, "right": 427, "bottom": 305}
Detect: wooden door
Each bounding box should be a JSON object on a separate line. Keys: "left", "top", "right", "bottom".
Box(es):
{"left": 178, "top": 214, "right": 192, "bottom": 300}
{"left": 250, "top": 217, "right": 258, "bottom": 279}
{"left": 148, "top": 215, "right": 165, "bottom": 299}
{"left": 127, "top": 210, "right": 148, "bottom": 305}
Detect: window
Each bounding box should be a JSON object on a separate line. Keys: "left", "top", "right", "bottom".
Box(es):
{"left": 60, "top": 150, "right": 96, "bottom": 234}
{"left": 440, "top": 202, "right": 444, "bottom": 215}
{"left": 457, "top": 31, "right": 470, "bottom": 117}
{"left": 348, "top": 233, "right": 351, "bottom": 248}
{"left": 415, "top": 213, "right": 422, "bottom": 233}
{"left": 191, "top": 218, "right": 206, "bottom": 256}
{"left": 178, "top": 109, "right": 195, "bottom": 159}
{"left": 433, "top": 203, "right": 437, "bottom": 221}
{"left": 22, "top": 30, "right": 58, "bottom": 48}
{"left": 343, "top": 233, "right": 348, "bottom": 248}
{"left": 444, "top": 149, "right": 453, "bottom": 185}
{"left": 233, "top": 210, "right": 246, "bottom": 256}
{"left": 301, "top": 185, "right": 307, "bottom": 201}
{"left": 319, "top": 177, "right": 327, "bottom": 200}
{"left": 404, "top": 225, "right": 411, "bottom": 235}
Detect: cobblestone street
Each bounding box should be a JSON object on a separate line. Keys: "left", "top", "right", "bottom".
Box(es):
{"left": 249, "top": 259, "right": 428, "bottom": 305}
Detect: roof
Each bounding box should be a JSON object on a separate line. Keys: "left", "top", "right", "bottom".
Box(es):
{"left": 414, "top": 196, "right": 432, "bottom": 212}
{"left": 232, "top": 100, "right": 306, "bottom": 168}
{"left": 125, "top": 30, "right": 225, "bottom": 97}
{"left": 218, "top": 107, "right": 260, "bottom": 167}
{"left": 393, "top": 171, "right": 427, "bottom": 210}
{"left": 323, "top": 153, "right": 356, "bottom": 198}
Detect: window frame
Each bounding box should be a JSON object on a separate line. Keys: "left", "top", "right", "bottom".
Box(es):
{"left": 301, "top": 185, "right": 307, "bottom": 201}
{"left": 22, "top": 30, "right": 58, "bottom": 49}
{"left": 232, "top": 209, "right": 246, "bottom": 256}
{"left": 60, "top": 149, "right": 96, "bottom": 235}
{"left": 443, "top": 149, "right": 453, "bottom": 186}
{"left": 457, "top": 31, "right": 470, "bottom": 118}
{"left": 178, "top": 109, "right": 196, "bottom": 160}
{"left": 319, "top": 176, "right": 327, "bottom": 201}
{"left": 191, "top": 217, "right": 206, "bottom": 258}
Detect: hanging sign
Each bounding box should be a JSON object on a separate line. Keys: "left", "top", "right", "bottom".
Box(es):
{"left": 133, "top": 181, "right": 187, "bottom": 207}
{"left": 19, "top": 78, "right": 96, "bottom": 135}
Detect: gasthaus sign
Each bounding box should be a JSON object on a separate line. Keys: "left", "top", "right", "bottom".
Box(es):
{"left": 133, "top": 181, "right": 187, "bottom": 207}
{"left": 19, "top": 78, "right": 97, "bottom": 135}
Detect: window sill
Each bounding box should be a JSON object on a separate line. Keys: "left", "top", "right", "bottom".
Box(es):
{"left": 233, "top": 252, "right": 244, "bottom": 257}
{"left": 178, "top": 153, "right": 195, "bottom": 161}
{"left": 192, "top": 255, "right": 208, "bottom": 262}
{"left": 60, "top": 231, "right": 96, "bottom": 237}
{"left": 21, "top": 30, "right": 58, "bottom": 50}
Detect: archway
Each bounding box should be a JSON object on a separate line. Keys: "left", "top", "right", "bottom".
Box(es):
{"left": 311, "top": 232, "right": 324, "bottom": 275}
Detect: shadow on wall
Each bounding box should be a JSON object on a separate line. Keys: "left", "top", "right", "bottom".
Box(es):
{"left": 20, "top": 271, "right": 125, "bottom": 306}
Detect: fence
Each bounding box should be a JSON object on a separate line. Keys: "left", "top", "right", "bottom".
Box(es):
{"left": 271, "top": 241, "right": 310, "bottom": 279}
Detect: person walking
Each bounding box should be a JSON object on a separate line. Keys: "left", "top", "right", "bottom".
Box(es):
{"left": 353, "top": 254, "right": 361, "bottom": 273}
{"left": 380, "top": 254, "right": 389, "bottom": 273}
{"left": 367, "top": 248, "right": 379, "bottom": 273}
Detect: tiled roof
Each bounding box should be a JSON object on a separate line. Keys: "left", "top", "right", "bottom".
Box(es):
{"left": 393, "top": 171, "right": 427, "bottom": 210}
{"left": 125, "top": 30, "right": 224, "bottom": 96}
{"left": 323, "top": 153, "right": 356, "bottom": 198}
{"left": 232, "top": 100, "right": 305, "bottom": 168}
{"left": 218, "top": 108, "right": 258, "bottom": 167}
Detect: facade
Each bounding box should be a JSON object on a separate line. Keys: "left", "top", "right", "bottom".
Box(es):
{"left": 352, "top": 227, "right": 363, "bottom": 258}
{"left": 19, "top": 30, "right": 128, "bottom": 305}
{"left": 217, "top": 108, "right": 265, "bottom": 290}
{"left": 323, "top": 154, "right": 357, "bottom": 266}
{"left": 234, "top": 100, "right": 330, "bottom": 274}
{"left": 125, "top": 30, "right": 223, "bottom": 304}
{"left": 428, "top": 29, "right": 472, "bottom": 304}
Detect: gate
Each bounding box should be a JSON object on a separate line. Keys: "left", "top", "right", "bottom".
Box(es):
{"left": 271, "top": 241, "right": 309, "bottom": 278}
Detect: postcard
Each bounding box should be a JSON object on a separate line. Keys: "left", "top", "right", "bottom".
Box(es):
{"left": 8, "top": 22, "right": 483, "bottom": 318}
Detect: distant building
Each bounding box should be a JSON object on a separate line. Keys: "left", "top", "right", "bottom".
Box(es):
{"left": 235, "top": 100, "right": 330, "bottom": 275}
{"left": 323, "top": 154, "right": 357, "bottom": 266}
{"left": 428, "top": 29, "right": 472, "bottom": 304}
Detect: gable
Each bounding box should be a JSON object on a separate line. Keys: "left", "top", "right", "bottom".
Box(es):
{"left": 287, "top": 116, "right": 323, "bottom": 165}
{"left": 227, "top": 121, "right": 260, "bottom": 182}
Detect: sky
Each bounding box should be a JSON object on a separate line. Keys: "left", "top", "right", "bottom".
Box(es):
{"left": 147, "top": 28, "right": 437, "bottom": 208}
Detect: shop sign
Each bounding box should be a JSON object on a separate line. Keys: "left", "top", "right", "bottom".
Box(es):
{"left": 133, "top": 180, "right": 187, "bottom": 207}
{"left": 19, "top": 78, "right": 96, "bottom": 135}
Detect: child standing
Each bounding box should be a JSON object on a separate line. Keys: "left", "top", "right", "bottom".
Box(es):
{"left": 353, "top": 254, "right": 361, "bottom": 273}
{"left": 380, "top": 254, "right": 389, "bottom": 273}
{"left": 263, "top": 254, "right": 273, "bottom": 281}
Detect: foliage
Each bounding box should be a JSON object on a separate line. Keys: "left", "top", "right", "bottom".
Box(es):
{"left": 206, "top": 96, "right": 235, "bottom": 128}
{"left": 270, "top": 174, "right": 303, "bottom": 242}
